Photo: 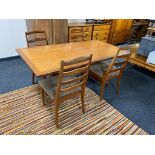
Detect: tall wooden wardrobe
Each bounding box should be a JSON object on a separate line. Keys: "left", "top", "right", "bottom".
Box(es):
{"left": 108, "top": 19, "right": 133, "bottom": 44}
{"left": 25, "top": 19, "right": 68, "bottom": 44}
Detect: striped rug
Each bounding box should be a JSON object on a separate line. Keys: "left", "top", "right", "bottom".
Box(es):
{"left": 0, "top": 85, "right": 148, "bottom": 135}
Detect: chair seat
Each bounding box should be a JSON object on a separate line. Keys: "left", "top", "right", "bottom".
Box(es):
{"left": 90, "top": 59, "right": 119, "bottom": 78}
{"left": 38, "top": 75, "right": 81, "bottom": 98}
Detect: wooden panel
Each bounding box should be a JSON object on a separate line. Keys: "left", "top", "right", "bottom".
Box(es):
{"left": 26, "top": 19, "right": 68, "bottom": 45}
{"left": 26, "top": 19, "right": 53, "bottom": 44}
{"left": 109, "top": 19, "right": 133, "bottom": 44}
{"left": 52, "top": 19, "right": 68, "bottom": 44}
{"left": 17, "top": 40, "right": 119, "bottom": 76}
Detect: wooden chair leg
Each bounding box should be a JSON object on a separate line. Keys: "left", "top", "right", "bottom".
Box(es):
{"left": 81, "top": 90, "right": 85, "bottom": 114}
{"left": 41, "top": 89, "right": 45, "bottom": 106}
{"left": 55, "top": 99, "right": 59, "bottom": 128}
{"left": 116, "top": 77, "right": 121, "bottom": 96}
{"left": 32, "top": 72, "right": 35, "bottom": 84}
{"left": 100, "top": 80, "right": 106, "bottom": 101}
{"left": 106, "top": 80, "right": 110, "bottom": 86}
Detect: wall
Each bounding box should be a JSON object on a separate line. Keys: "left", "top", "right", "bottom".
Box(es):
{"left": 0, "top": 19, "right": 27, "bottom": 59}
{"left": 68, "top": 19, "right": 86, "bottom": 23}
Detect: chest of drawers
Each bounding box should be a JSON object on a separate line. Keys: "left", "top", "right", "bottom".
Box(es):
{"left": 68, "top": 23, "right": 111, "bottom": 42}
{"left": 92, "top": 25, "right": 111, "bottom": 42}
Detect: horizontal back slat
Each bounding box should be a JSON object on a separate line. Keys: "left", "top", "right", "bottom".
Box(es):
{"left": 60, "top": 81, "right": 83, "bottom": 93}
{"left": 62, "top": 73, "right": 87, "bottom": 85}
{"left": 114, "top": 61, "right": 127, "bottom": 66}
{"left": 25, "top": 30, "right": 46, "bottom": 35}
{"left": 63, "top": 65, "right": 88, "bottom": 76}
{"left": 25, "top": 30, "right": 48, "bottom": 47}
{"left": 28, "top": 38, "right": 47, "bottom": 43}
{"left": 110, "top": 67, "right": 122, "bottom": 73}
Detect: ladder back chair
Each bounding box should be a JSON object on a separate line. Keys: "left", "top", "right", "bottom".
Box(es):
{"left": 25, "top": 30, "right": 48, "bottom": 47}
{"left": 69, "top": 27, "right": 85, "bottom": 42}
{"left": 25, "top": 30, "right": 48, "bottom": 84}
{"left": 38, "top": 54, "right": 92, "bottom": 128}
{"left": 89, "top": 45, "right": 133, "bottom": 100}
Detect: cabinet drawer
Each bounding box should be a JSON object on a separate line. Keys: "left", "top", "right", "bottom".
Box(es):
{"left": 84, "top": 32, "right": 92, "bottom": 37}
{"left": 93, "top": 34, "right": 108, "bottom": 41}
{"left": 83, "top": 26, "right": 92, "bottom": 32}
{"left": 83, "top": 36, "right": 91, "bottom": 41}
{"left": 94, "top": 25, "right": 111, "bottom": 30}
{"left": 93, "top": 30, "right": 109, "bottom": 36}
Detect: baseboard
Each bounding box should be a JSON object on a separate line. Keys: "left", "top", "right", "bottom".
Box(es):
{"left": 0, "top": 56, "right": 20, "bottom": 62}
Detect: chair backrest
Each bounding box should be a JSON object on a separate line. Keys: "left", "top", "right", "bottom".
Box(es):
{"left": 25, "top": 30, "right": 48, "bottom": 47}
{"left": 69, "top": 27, "right": 85, "bottom": 42}
{"left": 105, "top": 45, "right": 133, "bottom": 78}
{"left": 55, "top": 54, "right": 92, "bottom": 102}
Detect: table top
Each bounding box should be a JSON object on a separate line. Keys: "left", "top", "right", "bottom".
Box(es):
{"left": 17, "top": 40, "right": 119, "bottom": 76}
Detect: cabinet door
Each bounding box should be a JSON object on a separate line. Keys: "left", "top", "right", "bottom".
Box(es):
{"left": 110, "top": 19, "right": 133, "bottom": 43}
{"left": 52, "top": 19, "right": 68, "bottom": 44}
{"left": 26, "top": 19, "right": 52, "bottom": 43}
{"left": 113, "top": 19, "right": 126, "bottom": 32}
{"left": 125, "top": 19, "right": 133, "bottom": 31}
{"left": 26, "top": 19, "right": 68, "bottom": 44}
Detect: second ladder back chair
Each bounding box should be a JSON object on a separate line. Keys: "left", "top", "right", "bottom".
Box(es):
{"left": 89, "top": 45, "right": 133, "bottom": 100}
{"left": 69, "top": 27, "right": 85, "bottom": 42}
{"left": 25, "top": 30, "right": 48, "bottom": 47}
{"left": 25, "top": 30, "right": 48, "bottom": 84}
{"left": 38, "top": 54, "right": 92, "bottom": 128}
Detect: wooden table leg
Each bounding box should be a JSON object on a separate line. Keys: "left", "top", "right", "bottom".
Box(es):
{"left": 32, "top": 72, "right": 35, "bottom": 84}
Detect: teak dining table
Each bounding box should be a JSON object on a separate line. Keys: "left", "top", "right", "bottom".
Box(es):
{"left": 16, "top": 40, "right": 119, "bottom": 77}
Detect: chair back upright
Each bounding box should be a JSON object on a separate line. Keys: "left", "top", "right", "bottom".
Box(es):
{"left": 25, "top": 30, "right": 48, "bottom": 47}
{"left": 55, "top": 55, "right": 92, "bottom": 102}
{"left": 104, "top": 45, "right": 133, "bottom": 79}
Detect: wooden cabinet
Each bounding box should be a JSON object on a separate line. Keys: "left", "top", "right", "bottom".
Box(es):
{"left": 68, "top": 25, "right": 92, "bottom": 42}
{"left": 68, "top": 23, "right": 111, "bottom": 42}
{"left": 92, "top": 24, "right": 111, "bottom": 42}
{"left": 109, "top": 19, "right": 133, "bottom": 44}
{"left": 26, "top": 19, "right": 68, "bottom": 44}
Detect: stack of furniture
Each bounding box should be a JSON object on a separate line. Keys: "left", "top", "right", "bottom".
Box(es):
{"left": 128, "top": 19, "right": 149, "bottom": 43}
{"left": 146, "top": 27, "right": 155, "bottom": 36}
{"left": 137, "top": 36, "right": 155, "bottom": 57}
{"left": 129, "top": 44, "right": 155, "bottom": 72}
